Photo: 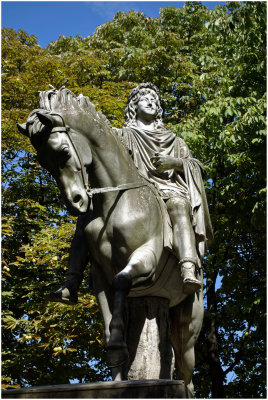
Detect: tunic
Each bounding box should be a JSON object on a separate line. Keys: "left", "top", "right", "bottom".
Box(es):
{"left": 113, "top": 125, "right": 213, "bottom": 259}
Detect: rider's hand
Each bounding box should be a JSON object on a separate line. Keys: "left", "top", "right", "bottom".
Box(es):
{"left": 150, "top": 153, "right": 183, "bottom": 173}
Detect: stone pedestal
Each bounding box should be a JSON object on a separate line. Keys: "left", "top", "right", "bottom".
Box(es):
{"left": 2, "top": 298, "right": 193, "bottom": 399}
{"left": 125, "top": 297, "right": 174, "bottom": 380}
{"left": 1, "top": 380, "right": 193, "bottom": 398}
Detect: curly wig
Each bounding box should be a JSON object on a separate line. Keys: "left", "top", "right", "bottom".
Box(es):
{"left": 124, "top": 83, "right": 164, "bottom": 129}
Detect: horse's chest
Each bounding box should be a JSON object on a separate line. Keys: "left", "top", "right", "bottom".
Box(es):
{"left": 84, "top": 217, "right": 112, "bottom": 263}
{"left": 84, "top": 211, "right": 148, "bottom": 269}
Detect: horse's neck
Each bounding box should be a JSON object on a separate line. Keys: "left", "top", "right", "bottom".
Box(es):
{"left": 84, "top": 123, "right": 141, "bottom": 189}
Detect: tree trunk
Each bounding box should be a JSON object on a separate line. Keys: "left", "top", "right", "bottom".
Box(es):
{"left": 207, "top": 278, "right": 225, "bottom": 398}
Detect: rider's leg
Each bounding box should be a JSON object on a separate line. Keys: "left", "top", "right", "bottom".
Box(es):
{"left": 166, "top": 196, "right": 201, "bottom": 294}
{"left": 169, "top": 291, "right": 204, "bottom": 395}
{"left": 46, "top": 212, "right": 91, "bottom": 305}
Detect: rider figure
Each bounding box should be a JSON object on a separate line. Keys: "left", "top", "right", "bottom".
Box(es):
{"left": 47, "top": 83, "right": 213, "bottom": 304}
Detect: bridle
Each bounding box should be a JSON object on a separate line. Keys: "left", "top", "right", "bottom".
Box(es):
{"left": 51, "top": 126, "right": 89, "bottom": 192}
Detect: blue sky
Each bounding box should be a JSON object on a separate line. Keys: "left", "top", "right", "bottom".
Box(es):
{"left": 2, "top": 1, "right": 226, "bottom": 48}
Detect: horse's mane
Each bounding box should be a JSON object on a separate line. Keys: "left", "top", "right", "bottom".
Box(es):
{"left": 23, "top": 86, "right": 113, "bottom": 151}
{"left": 38, "top": 85, "right": 112, "bottom": 128}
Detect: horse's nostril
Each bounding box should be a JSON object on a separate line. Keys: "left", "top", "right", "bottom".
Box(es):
{"left": 73, "top": 194, "right": 82, "bottom": 203}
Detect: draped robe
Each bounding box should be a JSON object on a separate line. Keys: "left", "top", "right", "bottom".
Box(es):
{"left": 113, "top": 126, "right": 213, "bottom": 259}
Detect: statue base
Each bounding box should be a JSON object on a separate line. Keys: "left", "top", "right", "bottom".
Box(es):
{"left": 2, "top": 380, "right": 193, "bottom": 398}
{"left": 125, "top": 296, "right": 174, "bottom": 379}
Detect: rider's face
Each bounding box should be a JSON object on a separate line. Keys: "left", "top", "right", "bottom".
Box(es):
{"left": 136, "top": 91, "right": 158, "bottom": 122}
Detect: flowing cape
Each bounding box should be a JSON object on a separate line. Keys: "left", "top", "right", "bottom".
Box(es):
{"left": 114, "top": 126, "right": 213, "bottom": 259}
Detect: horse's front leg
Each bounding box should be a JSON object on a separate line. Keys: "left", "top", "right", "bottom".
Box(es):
{"left": 107, "top": 244, "right": 158, "bottom": 367}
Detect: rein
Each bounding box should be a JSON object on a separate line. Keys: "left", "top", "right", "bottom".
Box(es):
{"left": 86, "top": 182, "right": 148, "bottom": 199}
{"left": 50, "top": 126, "right": 148, "bottom": 199}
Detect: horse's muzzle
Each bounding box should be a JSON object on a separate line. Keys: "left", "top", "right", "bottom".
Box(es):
{"left": 65, "top": 191, "right": 89, "bottom": 215}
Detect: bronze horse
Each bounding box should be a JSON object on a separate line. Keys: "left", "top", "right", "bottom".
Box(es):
{"left": 18, "top": 87, "right": 203, "bottom": 392}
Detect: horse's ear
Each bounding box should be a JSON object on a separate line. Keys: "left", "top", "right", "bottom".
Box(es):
{"left": 36, "top": 112, "right": 55, "bottom": 130}
{"left": 17, "top": 123, "right": 29, "bottom": 137}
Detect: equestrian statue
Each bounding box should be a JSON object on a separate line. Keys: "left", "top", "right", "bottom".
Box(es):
{"left": 17, "top": 83, "right": 213, "bottom": 393}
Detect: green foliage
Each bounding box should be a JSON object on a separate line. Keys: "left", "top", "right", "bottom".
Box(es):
{"left": 2, "top": 28, "right": 109, "bottom": 389}
{"left": 2, "top": 2, "right": 266, "bottom": 397}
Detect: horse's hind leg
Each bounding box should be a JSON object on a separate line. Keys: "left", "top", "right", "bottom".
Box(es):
{"left": 169, "top": 291, "right": 204, "bottom": 394}
{"left": 107, "top": 244, "right": 158, "bottom": 367}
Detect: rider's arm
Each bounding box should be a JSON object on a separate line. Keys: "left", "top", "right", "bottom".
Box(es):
{"left": 150, "top": 138, "right": 203, "bottom": 175}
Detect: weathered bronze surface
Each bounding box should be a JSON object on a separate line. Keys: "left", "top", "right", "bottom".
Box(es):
{"left": 18, "top": 83, "right": 212, "bottom": 392}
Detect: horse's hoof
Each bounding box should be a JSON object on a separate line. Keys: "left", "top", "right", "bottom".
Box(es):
{"left": 106, "top": 344, "right": 129, "bottom": 368}
{"left": 46, "top": 287, "right": 78, "bottom": 305}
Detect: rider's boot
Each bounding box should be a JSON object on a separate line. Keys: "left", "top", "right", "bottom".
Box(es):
{"left": 46, "top": 272, "right": 82, "bottom": 305}
{"left": 179, "top": 258, "right": 202, "bottom": 295}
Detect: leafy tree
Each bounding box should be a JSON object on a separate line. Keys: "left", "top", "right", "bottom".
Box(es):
{"left": 2, "top": 28, "right": 109, "bottom": 388}
{"left": 2, "top": 2, "right": 266, "bottom": 397}
{"left": 172, "top": 3, "right": 266, "bottom": 397}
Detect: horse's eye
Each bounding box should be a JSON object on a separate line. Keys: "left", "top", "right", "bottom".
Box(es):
{"left": 56, "top": 148, "right": 71, "bottom": 170}
{"left": 59, "top": 145, "right": 71, "bottom": 158}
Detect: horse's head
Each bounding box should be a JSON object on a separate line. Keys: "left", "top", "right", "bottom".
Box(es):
{"left": 18, "top": 110, "right": 92, "bottom": 216}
